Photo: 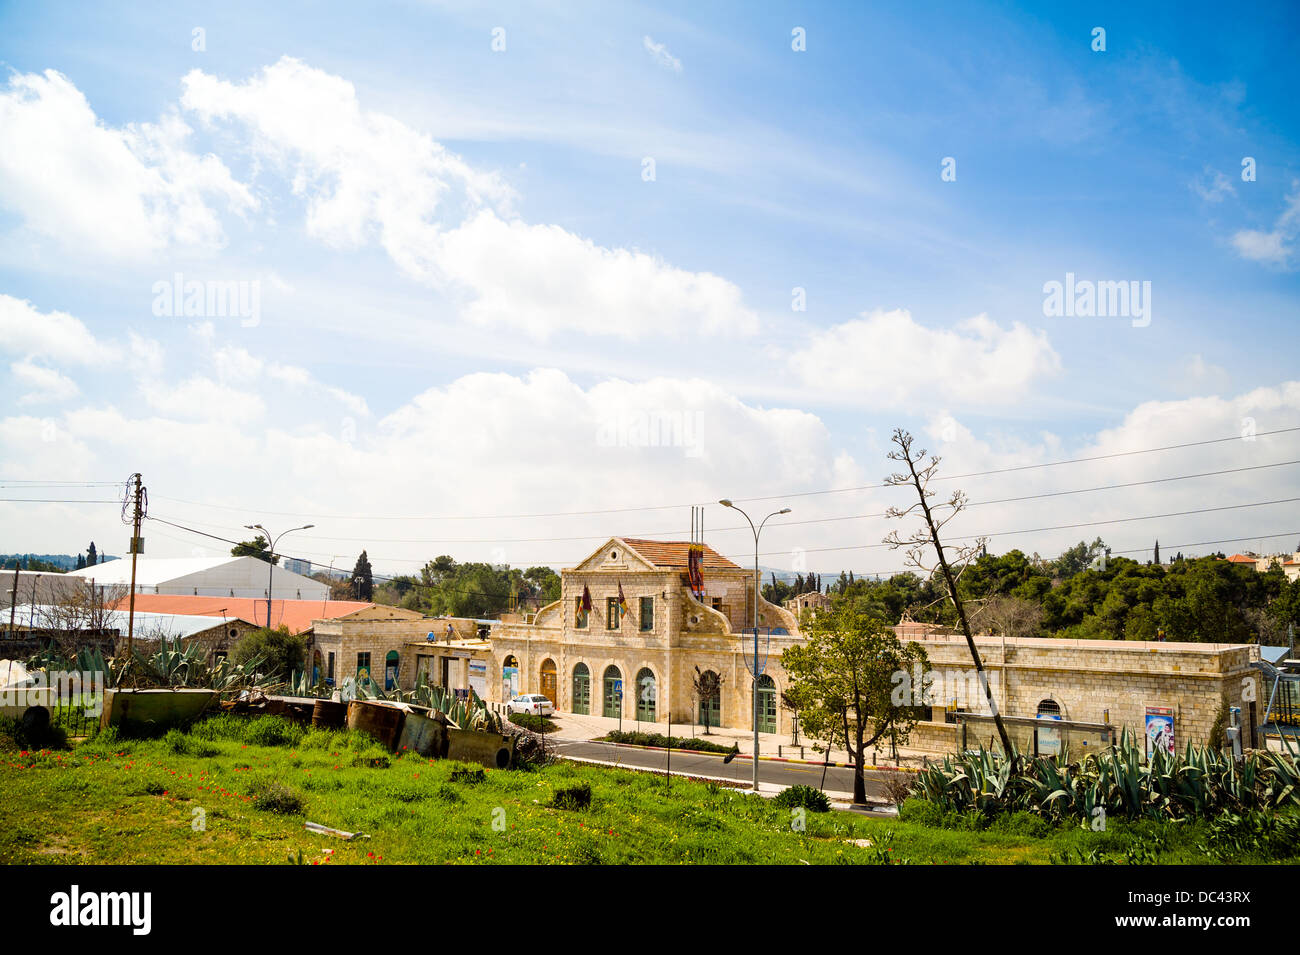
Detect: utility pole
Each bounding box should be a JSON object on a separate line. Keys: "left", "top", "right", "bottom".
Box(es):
{"left": 125, "top": 473, "right": 145, "bottom": 657}
{"left": 719, "top": 500, "right": 791, "bottom": 792}
{"left": 7, "top": 561, "right": 18, "bottom": 638}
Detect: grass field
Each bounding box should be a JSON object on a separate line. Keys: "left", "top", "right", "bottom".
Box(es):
{"left": 0, "top": 715, "right": 1287, "bottom": 865}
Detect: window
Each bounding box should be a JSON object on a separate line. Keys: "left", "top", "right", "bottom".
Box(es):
{"left": 327, "top": 652, "right": 335, "bottom": 681}
{"left": 603, "top": 665, "right": 623, "bottom": 719}
{"left": 640, "top": 596, "right": 654, "bottom": 631}
{"left": 755, "top": 674, "right": 777, "bottom": 734}
{"left": 357, "top": 652, "right": 371, "bottom": 682}
{"left": 572, "top": 663, "right": 591, "bottom": 715}
{"left": 636, "top": 668, "right": 656, "bottom": 722}
{"left": 607, "top": 597, "right": 623, "bottom": 629}
{"left": 574, "top": 596, "right": 589, "bottom": 628}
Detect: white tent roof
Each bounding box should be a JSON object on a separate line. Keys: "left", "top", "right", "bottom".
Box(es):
{"left": 9, "top": 604, "right": 234, "bottom": 639}
{"left": 66, "top": 557, "right": 247, "bottom": 587}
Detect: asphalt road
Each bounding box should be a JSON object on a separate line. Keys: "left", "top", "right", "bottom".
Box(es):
{"left": 546, "top": 737, "right": 894, "bottom": 801}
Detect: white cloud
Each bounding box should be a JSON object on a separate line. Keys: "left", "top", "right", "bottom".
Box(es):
{"left": 787, "top": 309, "right": 1061, "bottom": 406}
{"left": 138, "top": 376, "right": 267, "bottom": 423}
{"left": 210, "top": 342, "right": 369, "bottom": 415}
{"left": 0, "top": 70, "right": 255, "bottom": 258}
{"left": 1192, "top": 168, "right": 1235, "bottom": 203}
{"left": 180, "top": 58, "right": 755, "bottom": 340}
{"left": 1232, "top": 182, "right": 1300, "bottom": 268}
{"left": 11, "top": 359, "right": 80, "bottom": 405}
{"left": 643, "top": 36, "right": 683, "bottom": 73}
{"left": 0, "top": 295, "right": 117, "bottom": 365}
{"left": 181, "top": 57, "right": 513, "bottom": 270}
{"left": 433, "top": 211, "right": 757, "bottom": 340}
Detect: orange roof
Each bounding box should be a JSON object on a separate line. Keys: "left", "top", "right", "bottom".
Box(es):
{"left": 1226, "top": 554, "right": 1257, "bottom": 563}
{"left": 109, "top": 594, "right": 376, "bottom": 634}
{"left": 618, "top": 538, "right": 744, "bottom": 571}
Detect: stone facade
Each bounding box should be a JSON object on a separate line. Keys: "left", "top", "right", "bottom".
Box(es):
{"left": 489, "top": 537, "right": 801, "bottom": 732}
{"left": 309, "top": 609, "right": 488, "bottom": 692}
{"left": 899, "top": 629, "right": 1260, "bottom": 753}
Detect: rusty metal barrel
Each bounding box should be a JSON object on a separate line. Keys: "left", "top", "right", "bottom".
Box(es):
{"left": 311, "top": 699, "right": 348, "bottom": 729}
{"left": 346, "top": 700, "right": 407, "bottom": 750}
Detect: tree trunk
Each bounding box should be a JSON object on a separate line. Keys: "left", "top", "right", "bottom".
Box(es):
{"left": 852, "top": 747, "right": 867, "bottom": 804}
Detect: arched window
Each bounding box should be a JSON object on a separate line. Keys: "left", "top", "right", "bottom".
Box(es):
{"left": 1037, "top": 699, "right": 1061, "bottom": 718}
{"left": 636, "top": 668, "right": 656, "bottom": 722}
{"left": 697, "top": 669, "right": 722, "bottom": 730}
{"left": 540, "top": 658, "right": 558, "bottom": 705}
{"left": 603, "top": 665, "right": 623, "bottom": 719}
{"left": 572, "top": 663, "right": 591, "bottom": 715}
{"left": 1036, "top": 698, "right": 1062, "bottom": 757}
{"left": 502, "top": 655, "right": 520, "bottom": 699}
{"left": 755, "top": 674, "right": 777, "bottom": 734}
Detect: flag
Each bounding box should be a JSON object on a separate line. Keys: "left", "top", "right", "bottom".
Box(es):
{"left": 617, "top": 580, "right": 629, "bottom": 612}
{"left": 579, "top": 584, "right": 592, "bottom": 614}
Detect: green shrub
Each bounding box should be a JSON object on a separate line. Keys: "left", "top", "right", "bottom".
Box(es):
{"left": 190, "top": 714, "right": 305, "bottom": 748}
{"left": 230, "top": 625, "right": 306, "bottom": 681}
{"left": 552, "top": 782, "right": 593, "bottom": 810}
{"left": 601, "top": 730, "right": 737, "bottom": 755}
{"left": 509, "top": 712, "right": 558, "bottom": 733}
{"left": 773, "top": 785, "right": 831, "bottom": 813}
{"left": 163, "top": 728, "right": 219, "bottom": 758}
{"left": 249, "top": 780, "right": 304, "bottom": 815}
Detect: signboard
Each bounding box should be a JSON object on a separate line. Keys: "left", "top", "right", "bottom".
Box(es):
{"left": 468, "top": 659, "right": 487, "bottom": 698}
{"left": 502, "top": 665, "right": 519, "bottom": 699}
{"left": 1145, "top": 706, "right": 1175, "bottom": 759}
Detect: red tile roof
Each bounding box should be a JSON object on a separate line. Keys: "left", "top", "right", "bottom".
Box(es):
{"left": 109, "top": 594, "right": 378, "bottom": 634}
{"left": 618, "top": 538, "right": 744, "bottom": 571}
{"left": 1226, "top": 554, "right": 1257, "bottom": 563}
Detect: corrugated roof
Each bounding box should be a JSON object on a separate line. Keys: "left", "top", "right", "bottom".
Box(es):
{"left": 618, "top": 538, "right": 744, "bottom": 571}
{"left": 107, "top": 594, "right": 380, "bottom": 634}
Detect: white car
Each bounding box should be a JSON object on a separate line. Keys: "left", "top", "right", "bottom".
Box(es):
{"left": 508, "top": 694, "right": 554, "bottom": 716}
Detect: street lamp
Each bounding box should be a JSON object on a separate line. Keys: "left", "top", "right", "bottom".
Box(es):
{"left": 244, "top": 523, "right": 314, "bottom": 629}
{"left": 719, "top": 499, "right": 791, "bottom": 792}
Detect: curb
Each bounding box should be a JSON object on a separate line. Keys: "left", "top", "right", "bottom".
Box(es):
{"left": 556, "top": 737, "right": 922, "bottom": 773}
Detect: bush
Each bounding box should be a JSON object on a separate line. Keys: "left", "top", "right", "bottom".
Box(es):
{"left": 509, "top": 712, "right": 558, "bottom": 734}
{"left": 551, "top": 782, "right": 593, "bottom": 810}
{"left": 230, "top": 626, "right": 307, "bottom": 681}
{"left": 249, "top": 780, "right": 304, "bottom": 815}
{"left": 601, "top": 730, "right": 737, "bottom": 755}
{"left": 163, "top": 728, "right": 219, "bottom": 758}
{"left": 773, "top": 784, "right": 831, "bottom": 813}
{"left": 190, "top": 714, "right": 305, "bottom": 748}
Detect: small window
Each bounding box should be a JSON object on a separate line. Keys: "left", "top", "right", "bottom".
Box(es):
{"left": 574, "top": 596, "right": 589, "bottom": 628}
{"left": 327, "top": 652, "right": 335, "bottom": 680}
{"left": 607, "top": 597, "right": 623, "bottom": 629}
{"left": 640, "top": 595, "right": 654, "bottom": 632}
{"left": 357, "top": 652, "right": 371, "bottom": 681}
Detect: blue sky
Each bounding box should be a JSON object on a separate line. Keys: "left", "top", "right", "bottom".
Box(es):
{"left": 1, "top": 1, "right": 1297, "bottom": 574}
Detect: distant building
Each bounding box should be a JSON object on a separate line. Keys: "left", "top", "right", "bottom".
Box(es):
{"left": 283, "top": 557, "right": 313, "bottom": 577}
{"left": 65, "top": 555, "right": 329, "bottom": 601}
{"left": 784, "top": 590, "right": 832, "bottom": 620}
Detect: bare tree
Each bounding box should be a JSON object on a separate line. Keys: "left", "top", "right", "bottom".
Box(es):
{"left": 975, "top": 594, "right": 1044, "bottom": 641}
{"left": 30, "top": 579, "right": 128, "bottom": 659}
{"left": 883, "top": 428, "right": 1014, "bottom": 757}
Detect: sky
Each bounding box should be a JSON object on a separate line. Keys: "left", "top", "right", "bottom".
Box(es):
{"left": 0, "top": 0, "right": 1298, "bottom": 578}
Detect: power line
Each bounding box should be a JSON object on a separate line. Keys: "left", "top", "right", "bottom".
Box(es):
{"left": 147, "top": 496, "right": 1300, "bottom": 569}
{"left": 143, "top": 425, "right": 1300, "bottom": 522}
{"left": 147, "top": 457, "right": 1300, "bottom": 545}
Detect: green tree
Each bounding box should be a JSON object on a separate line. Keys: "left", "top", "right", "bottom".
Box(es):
{"left": 86, "top": 542, "right": 98, "bottom": 567}
{"left": 74, "top": 553, "right": 86, "bottom": 570}
{"left": 350, "top": 551, "right": 374, "bottom": 601}
{"left": 1053, "top": 538, "right": 1107, "bottom": 579}
{"left": 231, "top": 536, "right": 279, "bottom": 564}
{"left": 782, "top": 603, "right": 928, "bottom": 804}
{"left": 231, "top": 625, "right": 306, "bottom": 680}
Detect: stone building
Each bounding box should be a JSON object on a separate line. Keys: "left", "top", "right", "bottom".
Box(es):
{"left": 784, "top": 589, "right": 831, "bottom": 622}
{"left": 309, "top": 607, "right": 490, "bottom": 693}
{"left": 489, "top": 537, "right": 800, "bottom": 733}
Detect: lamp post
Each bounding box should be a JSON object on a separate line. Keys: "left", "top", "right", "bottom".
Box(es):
{"left": 719, "top": 500, "right": 791, "bottom": 792}
{"left": 244, "top": 523, "right": 314, "bottom": 630}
